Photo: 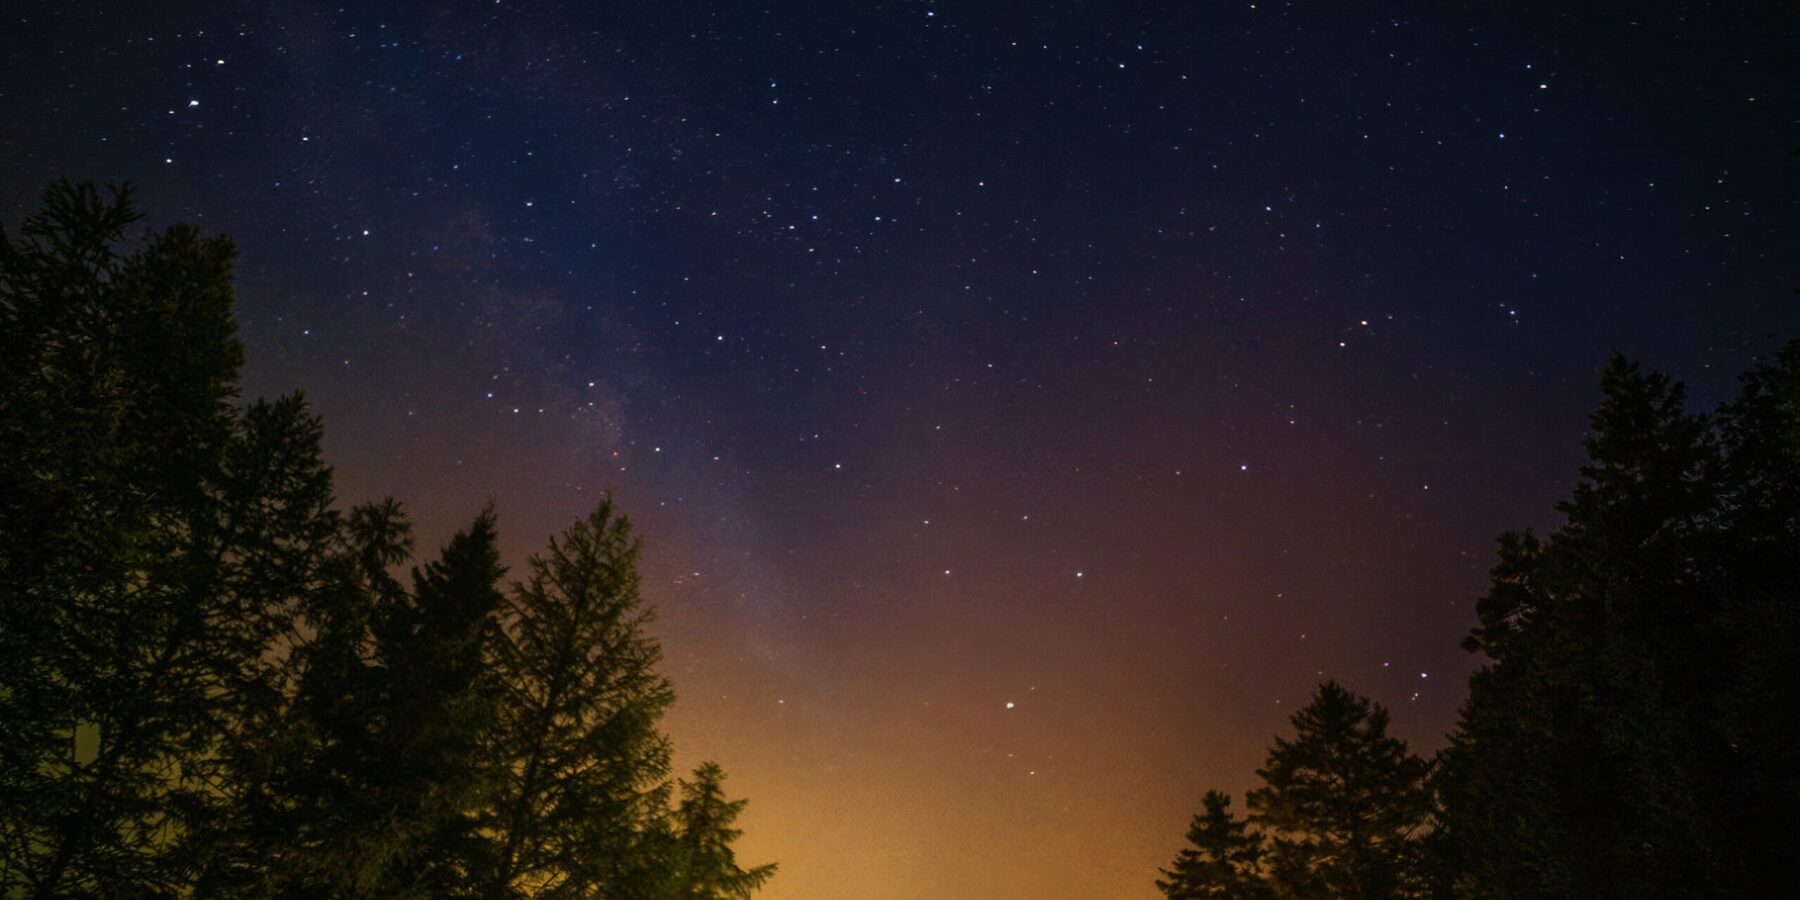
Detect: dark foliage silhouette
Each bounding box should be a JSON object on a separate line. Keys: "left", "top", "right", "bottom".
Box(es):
{"left": 0, "top": 182, "right": 773, "bottom": 898}
{"left": 1164, "top": 345, "right": 1799, "bottom": 898}
{"left": 1160, "top": 682, "right": 1430, "bottom": 899}
{"left": 1433, "top": 347, "right": 1800, "bottom": 897}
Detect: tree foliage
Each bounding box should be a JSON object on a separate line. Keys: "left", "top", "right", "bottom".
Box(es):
{"left": 477, "top": 499, "right": 681, "bottom": 897}
{"left": 1159, "top": 683, "right": 1430, "bottom": 900}
{"left": 1164, "top": 345, "right": 1799, "bottom": 897}
{"left": 1433, "top": 348, "right": 1800, "bottom": 897}
{"left": 0, "top": 180, "right": 326, "bottom": 897}
{"left": 1156, "top": 791, "right": 1269, "bottom": 900}
{"left": 1249, "top": 682, "right": 1430, "bottom": 899}
{"left": 0, "top": 181, "right": 773, "bottom": 899}
{"left": 672, "top": 763, "right": 778, "bottom": 900}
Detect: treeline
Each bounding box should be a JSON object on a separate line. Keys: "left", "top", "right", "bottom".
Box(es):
{"left": 1159, "top": 344, "right": 1800, "bottom": 897}
{"left": 0, "top": 182, "right": 774, "bottom": 898}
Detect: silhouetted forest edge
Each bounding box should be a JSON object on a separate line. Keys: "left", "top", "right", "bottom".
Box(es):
{"left": 1158, "top": 332, "right": 1799, "bottom": 896}
{"left": 2, "top": 182, "right": 773, "bottom": 899}
{"left": 3, "top": 181, "right": 1795, "bottom": 898}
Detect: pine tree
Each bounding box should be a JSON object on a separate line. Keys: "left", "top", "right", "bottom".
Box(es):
{"left": 289, "top": 501, "right": 418, "bottom": 896}
{"left": 1246, "top": 682, "right": 1430, "bottom": 900}
{"left": 1157, "top": 683, "right": 1427, "bottom": 899}
{"left": 0, "top": 181, "right": 335, "bottom": 897}
{"left": 178, "top": 400, "right": 358, "bottom": 896}
{"left": 672, "top": 763, "right": 777, "bottom": 900}
{"left": 1433, "top": 355, "right": 1730, "bottom": 897}
{"left": 1432, "top": 348, "right": 1800, "bottom": 895}
{"left": 380, "top": 508, "right": 508, "bottom": 896}
{"left": 2, "top": 181, "right": 777, "bottom": 899}
{"left": 220, "top": 506, "right": 508, "bottom": 899}
{"left": 1156, "top": 791, "right": 1269, "bottom": 900}
{"left": 1709, "top": 342, "right": 1800, "bottom": 894}
{"left": 477, "top": 498, "right": 680, "bottom": 897}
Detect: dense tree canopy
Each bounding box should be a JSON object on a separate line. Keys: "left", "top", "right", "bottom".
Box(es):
{"left": 1433, "top": 348, "right": 1800, "bottom": 897}
{"left": 1159, "top": 683, "right": 1431, "bottom": 900}
{"left": 1163, "top": 345, "right": 1799, "bottom": 898}
{"left": 0, "top": 181, "right": 773, "bottom": 898}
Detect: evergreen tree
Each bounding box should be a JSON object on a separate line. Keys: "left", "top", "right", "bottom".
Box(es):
{"left": 1156, "top": 791, "right": 1269, "bottom": 900}
{"left": 1434, "top": 356, "right": 1728, "bottom": 897}
{"left": 1, "top": 181, "right": 775, "bottom": 899}
{"left": 1434, "top": 347, "right": 1800, "bottom": 896}
{"left": 178, "top": 402, "right": 362, "bottom": 896}
{"left": 1246, "top": 682, "right": 1430, "bottom": 900}
{"left": 199, "top": 499, "right": 415, "bottom": 897}
{"left": 672, "top": 763, "right": 777, "bottom": 900}
{"left": 219, "top": 506, "right": 508, "bottom": 899}
{"left": 380, "top": 508, "right": 508, "bottom": 896}
{"left": 1158, "top": 683, "right": 1427, "bottom": 900}
{"left": 477, "top": 499, "right": 680, "bottom": 897}
{"left": 0, "top": 181, "right": 335, "bottom": 897}
{"left": 1709, "top": 342, "right": 1800, "bottom": 894}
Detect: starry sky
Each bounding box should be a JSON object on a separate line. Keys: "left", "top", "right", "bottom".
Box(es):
{"left": 4, "top": 1, "right": 1796, "bottom": 896}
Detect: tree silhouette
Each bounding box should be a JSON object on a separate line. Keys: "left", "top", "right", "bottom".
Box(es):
{"left": 672, "top": 763, "right": 777, "bottom": 900}
{"left": 231, "top": 499, "right": 421, "bottom": 897}
{"left": 1433, "top": 348, "right": 1800, "bottom": 897}
{"left": 476, "top": 499, "right": 682, "bottom": 897}
{"left": 1160, "top": 682, "right": 1428, "bottom": 899}
{"left": 1156, "top": 791, "right": 1269, "bottom": 899}
{"left": 228, "top": 508, "right": 508, "bottom": 898}
{"left": 1248, "top": 682, "right": 1430, "bottom": 900}
{"left": 0, "top": 181, "right": 336, "bottom": 897}
{"left": 1, "top": 183, "right": 775, "bottom": 898}
{"left": 373, "top": 509, "right": 509, "bottom": 895}
{"left": 1709, "top": 342, "right": 1800, "bottom": 892}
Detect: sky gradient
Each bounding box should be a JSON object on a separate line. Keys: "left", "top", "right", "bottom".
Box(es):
{"left": 4, "top": 2, "right": 1796, "bottom": 896}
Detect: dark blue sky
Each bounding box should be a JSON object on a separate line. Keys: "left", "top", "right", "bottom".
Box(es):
{"left": 4, "top": 2, "right": 1795, "bottom": 895}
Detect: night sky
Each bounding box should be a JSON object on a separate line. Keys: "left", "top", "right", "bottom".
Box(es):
{"left": 3, "top": 2, "right": 1796, "bottom": 896}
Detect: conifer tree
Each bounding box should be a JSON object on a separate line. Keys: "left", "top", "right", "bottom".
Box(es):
{"left": 0, "top": 181, "right": 335, "bottom": 897}
{"left": 179, "top": 402, "right": 359, "bottom": 896}
{"left": 1433, "top": 356, "right": 1731, "bottom": 897}
{"left": 199, "top": 499, "right": 414, "bottom": 897}
{"left": 1158, "top": 683, "right": 1427, "bottom": 899}
{"left": 672, "top": 763, "right": 777, "bottom": 900}
{"left": 1246, "top": 682, "right": 1430, "bottom": 900}
{"left": 222, "top": 506, "right": 508, "bottom": 899}
{"left": 1156, "top": 791, "right": 1269, "bottom": 900}
{"left": 1708, "top": 342, "right": 1800, "bottom": 894}
{"left": 477, "top": 499, "right": 680, "bottom": 897}
{"left": 2, "top": 181, "right": 776, "bottom": 899}
{"left": 380, "top": 508, "right": 508, "bottom": 896}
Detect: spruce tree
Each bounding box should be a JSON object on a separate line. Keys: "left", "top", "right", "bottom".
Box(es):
{"left": 1246, "top": 682, "right": 1430, "bottom": 900}
{"left": 0, "top": 181, "right": 336, "bottom": 897}
{"left": 266, "top": 500, "right": 418, "bottom": 897}
{"left": 1158, "top": 683, "right": 1427, "bottom": 899}
{"left": 1433, "top": 355, "right": 1732, "bottom": 897}
{"left": 380, "top": 508, "right": 508, "bottom": 896}
{"left": 1709, "top": 342, "right": 1800, "bottom": 894}
{"left": 223, "top": 506, "right": 508, "bottom": 899}
{"left": 477, "top": 498, "right": 679, "bottom": 897}
{"left": 672, "top": 763, "right": 777, "bottom": 900}
{"left": 2, "top": 181, "right": 777, "bottom": 899}
{"left": 1156, "top": 791, "right": 1269, "bottom": 900}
